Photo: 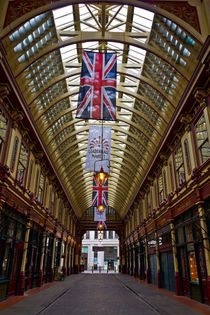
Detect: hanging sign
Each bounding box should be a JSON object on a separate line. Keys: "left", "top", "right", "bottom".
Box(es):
{"left": 86, "top": 126, "right": 111, "bottom": 173}
{"left": 94, "top": 208, "right": 106, "bottom": 222}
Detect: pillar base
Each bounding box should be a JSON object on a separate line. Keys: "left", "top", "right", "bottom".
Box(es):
{"left": 18, "top": 271, "right": 25, "bottom": 295}
{"left": 175, "top": 272, "right": 181, "bottom": 295}
{"left": 38, "top": 270, "right": 43, "bottom": 287}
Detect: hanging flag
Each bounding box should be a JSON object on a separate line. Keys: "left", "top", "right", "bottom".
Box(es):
{"left": 92, "top": 177, "right": 108, "bottom": 207}
{"left": 86, "top": 126, "right": 111, "bottom": 173}
{"left": 76, "top": 51, "right": 117, "bottom": 121}
{"left": 94, "top": 208, "right": 106, "bottom": 222}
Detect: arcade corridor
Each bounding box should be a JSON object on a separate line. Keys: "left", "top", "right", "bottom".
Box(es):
{"left": 1, "top": 274, "right": 210, "bottom": 314}
{"left": 0, "top": 0, "right": 209, "bottom": 311}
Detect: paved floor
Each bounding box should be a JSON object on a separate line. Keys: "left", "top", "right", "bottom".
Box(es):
{"left": 0, "top": 274, "right": 210, "bottom": 315}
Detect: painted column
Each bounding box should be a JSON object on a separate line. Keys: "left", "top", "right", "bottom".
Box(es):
{"left": 38, "top": 230, "right": 46, "bottom": 287}
{"left": 198, "top": 203, "right": 210, "bottom": 301}
{"left": 67, "top": 244, "right": 72, "bottom": 275}
{"left": 63, "top": 241, "right": 67, "bottom": 276}
{"left": 71, "top": 246, "right": 75, "bottom": 273}
{"left": 145, "top": 237, "right": 149, "bottom": 283}
{"left": 18, "top": 219, "right": 31, "bottom": 295}
{"left": 50, "top": 235, "right": 56, "bottom": 282}
{"left": 137, "top": 241, "right": 141, "bottom": 278}
{"left": 170, "top": 221, "right": 181, "bottom": 295}
{"left": 155, "top": 231, "right": 161, "bottom": 288}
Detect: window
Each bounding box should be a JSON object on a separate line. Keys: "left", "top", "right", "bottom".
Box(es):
{"left": 109, "top": 231, "right": 113, "bottom": 239}
{"left": 11, "top": 136, "right": 19, "bottom": 172}
{"left": 82, "top": 246, "right": 88, "bottom": 253}
{"left": 49, "top": 187, "right": 55, "bottom": 215}
{"left": 169, "top": 161, "right": 174, "bottom": 192}
{"left": 147, "top": 190, "right": 152, "bottom": 215}
{"left": 0, "top": 109, "right": 8, "bottom": 157}
{"left": 34, "top": 169, "right": 39, "bottom": 196}
{"left": 85, "top": 231, "right": 90, "bottom": 239}
{"left": 184, "top": 139, "right": 191, "bottom": 174}
{"left": 37, "top": 172, "right": 44, "bottom": 203}
{"left": 163, "top": 170, "right": 167, "bottom": 198}
{"left": 94, "top": 231, "right": 98, "bottom": 239}
{"left": 158, "top": 173, "right": 164, "bottom": 203}
{"left": 27, "top": 159, "right": 33, "bottom": 190}
{"left": 174, "top": 145, "right": 186, "bottom": 186}
{"left": 58, "top": 199, "right": 63, "bottom": 222}
{"left": 16, "top": 143, "right": 28, "bottom": 184}
{"left": 195, "top": 114, "right": 210, "bottom": 164}
{"left": 103, "top": 231, "right": 107, "bottom": 239}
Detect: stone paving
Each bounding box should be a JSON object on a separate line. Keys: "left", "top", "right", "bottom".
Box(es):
{"left": 1, "top": 274, "right": 209, "bottom": 315}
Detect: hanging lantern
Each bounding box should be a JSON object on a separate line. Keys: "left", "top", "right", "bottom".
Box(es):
{"left": 97, "top": 221, "right": 104, "bottom": 230}
{"left": 94, "top": 167, "right": 108, "bottom": 186}
{"left": 97, "top": 204, "right": 105, "bottom": 214}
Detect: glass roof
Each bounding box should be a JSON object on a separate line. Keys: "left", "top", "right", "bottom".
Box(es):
{"left": 2, "top": 2, "right": 201, "bottom": 218}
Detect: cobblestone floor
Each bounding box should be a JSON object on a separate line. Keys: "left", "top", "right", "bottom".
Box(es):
{"left": 1, "top": 274, "right": 209, "bottom": 315}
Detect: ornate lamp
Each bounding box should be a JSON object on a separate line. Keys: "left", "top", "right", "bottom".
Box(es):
{"left": 94, "top": 167, "right": 108, "bottom": 186}
{"left": 97, "top": 204, "right": 105, "bottom": 214}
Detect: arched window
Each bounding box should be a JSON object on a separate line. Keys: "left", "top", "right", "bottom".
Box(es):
{"left": 194, "top": 114, "right": 210, "bottom": 164}
{"left": 163, "top": 170, "right": 168, "bottom": 198}
{"left": 174, "top": 145, "right": 186, "bottom": 186}
{"left": 16, "top": 142, "right": 28, "bottom": 184}
{"left": 169, "top": 161, "right": 174, "bottom": 192}
{"left": 184, "top": 139, "right": 191, "bottom": 174}
{"left": 0, "top": 109, "right": 8, "bottom": 158}
{"left": 11, "top": 136, "right": 19, "bottom": 172}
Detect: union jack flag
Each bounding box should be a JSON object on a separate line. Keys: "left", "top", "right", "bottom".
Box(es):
{"left": 76, "top": 51, "right": 117, "bottom": 121}
{"left": 92, "top": 177, "right": 108, "bottom": 207}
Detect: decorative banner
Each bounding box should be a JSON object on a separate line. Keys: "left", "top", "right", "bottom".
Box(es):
{"left": 76, "top": 51, "right": 117, "bottom": 121}
{"left": 86, "top": 126, "right": 111, "bottom": 173}
{"left": 94, "top": 208, "right": 106, "bottom": 222}
{"left": 92, "top": 178, "right": 108, "bottom": 207}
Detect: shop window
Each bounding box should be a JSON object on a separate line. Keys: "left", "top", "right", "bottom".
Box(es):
{"left": 115, "top": 233, "right": 118, "bottom": 239}
{"left": 198, "top": 247, "right": 206, "bottom": 280}
{"left": 174, "top": 145, "right": 186, "bottom": 186}
{"left": 37, "top": 172, "right": 44, "bottom": 203}
{"left": 188, "top": 252, "right": 199, "bottom": 283}
{"left": 184, "top": 139, "right": 191, "bottom": 175}
{"left": 27, "top": 159, "right": 33, "bottom": 190}
{"left": 0, "top": 109, "right": 8, "bottom": 158}
{"left": 0, "top": 245, "right": 11, "bottom": 279}
{"left": 158, "top": 173, "right": 164, "bottom": 203}
{"left": 169, "top": 161, "right": 174, "bottom": 191}
{"left": 86, "top": 231, "right": 90, "bottom": 239}
{"left": 16, "top": 142, "right": 28, "bottom": 184}
{"left": 109, "top": 231, "right": 113, "bottom": 239}
{"left": 194, "top": 114, "right": 210, "bottom": 164}
{"left": 103, "top": 231, "right": 107, "bottom": 239}
{"left": 11, "top": 136, "right": 19, "bottom": 172}
{"left": 94, "top": 231, "right": 98, "bottom": 239}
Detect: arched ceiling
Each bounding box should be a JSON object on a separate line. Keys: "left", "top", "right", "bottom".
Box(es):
{"left": 0, "top": 1, "right": 203, "bottom": 218}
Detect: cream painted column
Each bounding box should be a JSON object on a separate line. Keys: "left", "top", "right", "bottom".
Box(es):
{"left": 18, "top": 219, "right": 31, "bottom": 295}
{"left": 170, "top": 221, "right": 181, "bottom": 295}
{"left": 38, "top": 230, "right": 47, "bottom": 287}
